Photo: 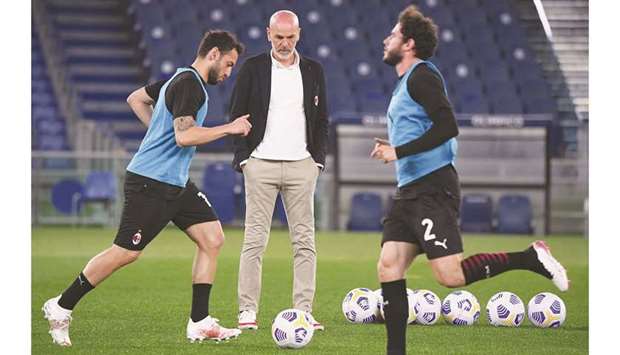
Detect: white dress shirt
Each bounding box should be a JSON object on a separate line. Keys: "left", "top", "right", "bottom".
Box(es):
{"left": 250, "top": 50, "right": 312, "bottom": 162}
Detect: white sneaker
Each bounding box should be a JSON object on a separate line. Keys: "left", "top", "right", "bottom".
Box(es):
{"left": 187, "top": 316, "right": 241, "bottom": 342}
{"left": 238, "top": 310, "right": 258, "bottom": 330}
{"left": 42, "top": 295, "right": 73, "bottom": 347}
{"left": 306, "top": 312, "right": 325, "bottom": 331}
{"left": 532, "top": 240, "right": 570, "bottom": 292}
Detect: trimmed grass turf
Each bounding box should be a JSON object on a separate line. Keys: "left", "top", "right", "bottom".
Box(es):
{"left": 32, "top": 227, "right": 588, "bottom": 354}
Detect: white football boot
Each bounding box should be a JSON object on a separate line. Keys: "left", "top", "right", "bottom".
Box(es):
{"left": 532, "top": 240, "right": 570, "bottom": 291}
{"left": 187, "top": 316, "right": 241, "bottom": 342}
{"left": 306, "top": 312, "right": 325, "bottom": 331}
{"left": 42, "top": 295, "right": 73, "bottom": 347}
{"left": 238, "top": 310, "right": 258, "bottom": 330}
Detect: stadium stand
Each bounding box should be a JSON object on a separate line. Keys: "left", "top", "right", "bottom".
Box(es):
{"left": 51, "top": 179, "right": 83, "bottom": 215}
{"left": 496, "top": 194, "right": 534, "bottom": 234}
{"left": 32, "top": 25, "right": 70, "bottom": 152}
{"left": 82, "top": 171, "right": 117, "bottom": 204}
{"left": 127, "top": 0, "right": 557, "bottom": 123}
{"left": 37, "top": 0, "right": 148, "bottom": 152}
{"left": 347, "top": 192, "right": 383, "bottom": 231}
{"left": 31, "top": 0, "right": 588, "bottom": 234}
{"left": 32, "top": 0, "right": 565, "bottom": 153}
{"left": 202, "top": 162, "right": 238, "bottom": 224}
{"left": 460, "top": 193, "right": 494, "bottom": 233}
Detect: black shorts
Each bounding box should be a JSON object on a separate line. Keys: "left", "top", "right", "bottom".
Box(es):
{"left": 382, "top": 164, "right": 463, "bottom": 260}
{"left": 113, "top": 171, "right": 219, "bottom": 251}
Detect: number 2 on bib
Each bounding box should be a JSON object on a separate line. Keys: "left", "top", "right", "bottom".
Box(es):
{"left": 421, "top": 218, "right": 436, "bottom": 241}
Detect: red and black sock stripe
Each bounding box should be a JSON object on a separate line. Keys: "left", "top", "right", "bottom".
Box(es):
{"left": 461, "top": 247, "right": 551, "bottom": 285}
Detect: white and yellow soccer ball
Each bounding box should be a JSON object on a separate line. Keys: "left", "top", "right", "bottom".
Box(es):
{"left": 486, "top": 291, "right": 526, "bottom": 327}
{"left": 527, "top": 292, "right": 567, "bottom": 328}
{"left": 271, "top": 309, "right": 314, "bottom": 349}
{"left": 342, "top": 288, "right": 379, "bottom": 324}
{"left": 373, "top": 289, "right": 384, "bottom": 322}
{"left": 411, "top": 289, "right": 442, "bottom": 325}
{"left": 441, "top": 290, "right": 481, "bottom": 326}
{"left": 377, "top": 288, "right": 418, "bottom": 324}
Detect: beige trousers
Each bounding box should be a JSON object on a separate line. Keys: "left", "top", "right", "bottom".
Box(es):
{"left": 238, "top": 157, "right": 319, "bottom": 313}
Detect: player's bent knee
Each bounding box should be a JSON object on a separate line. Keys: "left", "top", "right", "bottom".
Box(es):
{"left": 210, "top": 232, "right": 225, "bottom": 250}
{"left": 112, "top": 246, "right": 141, "bottom": 265}
{"left": 125, "top": 250, "right": 141, "bottom": 264}
{"left": 198, "top": 230, "right": 225, "bottom": 251}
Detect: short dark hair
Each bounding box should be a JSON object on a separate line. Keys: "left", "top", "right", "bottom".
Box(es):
{"left": 398, "top": 5, "right": 438, "bottom": 60}
{"left": 197, "top": 30, "right": 245, "bottom": 58}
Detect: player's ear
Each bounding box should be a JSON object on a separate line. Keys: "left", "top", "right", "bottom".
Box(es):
{"left": 404, "top": 38, "right": 415, "bottom": 51}
{"left": 266, "top": 27, "right": 272, "bottom": 42}
{"left": 207, "top": 47, "right": 221, "bottom": 61}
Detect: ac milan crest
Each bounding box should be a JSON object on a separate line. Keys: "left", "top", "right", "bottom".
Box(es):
{"left": 132, "top": 230, "right": 142, "bottom": 245}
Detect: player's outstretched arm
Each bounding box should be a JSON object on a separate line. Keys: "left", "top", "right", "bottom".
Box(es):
{"left": 127, "top": 87, "right": 155, "bottom": 127}
{"left": 173, "top": 114, "right": 251, "bottom": 147}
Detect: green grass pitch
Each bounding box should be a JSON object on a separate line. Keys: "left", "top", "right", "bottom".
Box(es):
{"left": 32, "top": 227, "right": 588, "bottom": 354}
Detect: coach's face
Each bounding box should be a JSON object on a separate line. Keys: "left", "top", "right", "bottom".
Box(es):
{"left": 383, "top": 23, "right": 406, "bottom": 66}
{"left": 267, "top": 21, "right": 300, "bottom": 62}
{"left": 207, "top": 48, "right": 239, "bottom": 85}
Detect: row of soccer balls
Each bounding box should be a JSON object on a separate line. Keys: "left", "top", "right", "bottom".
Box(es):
{"left": 270, "top": 288, "right": 567, "bottom": 349}
{"left": 342, "top": 287, "right": 567, "bottom": 328}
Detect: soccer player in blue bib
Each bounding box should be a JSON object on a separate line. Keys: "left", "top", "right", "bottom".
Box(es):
{"left": 371, "top": 6, "right": 569, "bottom": 355}
{"left": 42, "top": 30, "right": 252, "bottom": 346}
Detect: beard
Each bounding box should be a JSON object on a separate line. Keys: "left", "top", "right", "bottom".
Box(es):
{"left": 275, "top": 49, "right": 293, "bottom": 60}
{"left": 207, "top": 65, "right": 220, "bottom": 85}
{"left": 383, "top": 48, "right": 403, "bottom": 66}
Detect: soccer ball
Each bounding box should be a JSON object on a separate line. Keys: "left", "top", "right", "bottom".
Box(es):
{"left": 527, "top": 292, "right": 567, "bottom": 328}
{"left": 441, "top": 290, "right": 481, "bottom": 325}
{"left": 271, "top": 309, "right": 314, "bottom": 349}
{"left": 377, "top": 288, "right": 418, "bottom": 324}
{"left": 373, "top": 289, "right": 384, "bottom": 321}
{"left": 486, "top": 291, "right": 526, "bottom": 327}
{"left": 342, "top": 288, "right": 379, "bottom": 323}
{"left": 411, "top": 289, "right": 442, "bottom": 325}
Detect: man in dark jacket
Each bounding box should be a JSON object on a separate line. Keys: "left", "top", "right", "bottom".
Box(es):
{"left": 229, "top": 10, "right": 328, "bottom": 332}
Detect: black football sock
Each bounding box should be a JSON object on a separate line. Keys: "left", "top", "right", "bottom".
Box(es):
{"left": 191, "top": 283, "right": 212, "bottom": 322}
{"left": 58, "top": 272, "right": 95, "bottom": 310}
{"left": 461, "top": 247, "right": 552, "bottom": 285}
{"left": 382, "top": 279, "right": 407, "bottom": 355}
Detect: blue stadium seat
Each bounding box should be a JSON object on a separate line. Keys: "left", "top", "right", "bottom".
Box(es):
{"left": 518, "top": 78, "right": 552, "bottom": 99}
{"left": 523, "top": 97, "right": 556, "bottom": 114}
{"left": 479, "top": 64, "right": 511, "bottom": 86}
{"left": 237, "top": 23, "right": 267, "bottom": 56}
{"left": 51, "top": 179, "right": 83, "bottom": 215}
{"left": 496, "top": 194, "right": 534, "bottom": 234}
{"left": 460, "top": 194, "right": 494, "bottom": 233}
{"left": 80, "top": 171, "right": 117, "bottom": 221}
{"left": 328, "top": 90, "right": 357, "bottom": 116}
{"left": 82, "top": 171, "right": 117, "bottom": 202}
{"left": 347, "top": 192, "right": 383, "bottom": 231}
{"left": 202, "top": 162, "right": 236, "bottom": 224}
{"left": 36, "top": 119, "right": 66, "bottom": 136}
{"left": 37, "top": 134, "right": 69, "bottom": 151}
